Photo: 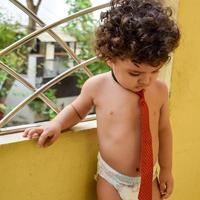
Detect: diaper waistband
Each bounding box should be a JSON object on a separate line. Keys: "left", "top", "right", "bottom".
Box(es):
{"left": 97, "top": 152, "right": 158, "bottom": 186}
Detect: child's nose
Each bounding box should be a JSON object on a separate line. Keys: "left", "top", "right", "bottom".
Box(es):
{"left": 139, "top": 75, "right": 151, "bottom": 86}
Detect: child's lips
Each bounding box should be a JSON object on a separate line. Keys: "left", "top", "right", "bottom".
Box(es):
{"left": 136, "top": 86, "right": 145, "bottom": 89}
{"left": 136, "top": 84, "right": 149, "bottom": 89}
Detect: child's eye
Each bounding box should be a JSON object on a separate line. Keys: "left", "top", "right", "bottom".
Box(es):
{"left": 153, "top": 70, "right": 160, "bottom": 74}
{"left": 129, "top": 73, "right": 140, "bottom": 76}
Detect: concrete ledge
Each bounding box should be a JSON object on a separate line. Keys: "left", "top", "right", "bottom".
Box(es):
{"left": 0, "top": 120, "right": 97, "bottom": 145}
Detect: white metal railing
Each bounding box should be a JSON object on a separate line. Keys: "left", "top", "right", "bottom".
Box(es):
{"left": 0, "top": 0, "right": 110, "bottom": 134}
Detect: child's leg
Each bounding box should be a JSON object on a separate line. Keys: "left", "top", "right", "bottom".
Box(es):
{"left": 152, "top": 178, "right": 161, "bottom": 200}
{"left": 96, "top": 175, "right": 122, "bottom": 200}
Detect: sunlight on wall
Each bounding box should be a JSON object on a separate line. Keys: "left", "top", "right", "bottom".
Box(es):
{"left": 158, "top": 0, "right": 179, "bottom": 90}
{"left": 170, "top": 0, "right": 200, "bottom": 199}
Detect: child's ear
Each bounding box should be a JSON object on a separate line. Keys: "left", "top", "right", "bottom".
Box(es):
{"left": 106, "top": 60, "right": 114, "bottom": 69}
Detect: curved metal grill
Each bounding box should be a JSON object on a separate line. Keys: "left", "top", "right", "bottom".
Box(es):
{"left": 0, "top": 0, "right": 110, "bottom": 133}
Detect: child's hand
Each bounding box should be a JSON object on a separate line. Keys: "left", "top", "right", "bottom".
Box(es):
{"left": 158, "top": 168, "right": 174, "bottom": 199}
{"left": 22, "top": 121, "right": 61, "bottom": 148}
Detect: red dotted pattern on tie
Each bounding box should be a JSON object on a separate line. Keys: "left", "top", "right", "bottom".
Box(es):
{"left": 136, "top": 90, "right": 153, "bottom": 200}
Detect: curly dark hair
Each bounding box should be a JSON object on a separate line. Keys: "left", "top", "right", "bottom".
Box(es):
{"left": 95, "top": 0, "right": 180, "bottom": 67}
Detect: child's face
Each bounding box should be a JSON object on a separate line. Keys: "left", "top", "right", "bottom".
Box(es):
{"left": 108, "top": 59, "right": 163, "bottom": 92}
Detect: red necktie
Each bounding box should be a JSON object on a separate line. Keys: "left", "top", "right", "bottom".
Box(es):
{"left": 111, "top": 70, "right": 153, "bottom": 200}
{"left": 136, "top": 90, "right": 153, "bottom": 200}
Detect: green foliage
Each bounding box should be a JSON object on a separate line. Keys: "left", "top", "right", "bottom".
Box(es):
{"left": 0, "top": 13, "right": 27, "bottom": 99}
{"left": 29, "top": 89, "right": 57, "bottom": 120}
{"left": 75, "top": 60, "right": 110, "bottom": 86}
{"left": 64, "top": 0, "right": 95, "bottom": 59}
{"left": 0, "top": 103, "right": 6, "bottom": 112}
{"left": 0, "top": 21, "right": 24, "bottom": 48}
{"left": 0, "top": 70, "right": 8, "bottom": 85}
{"left": 0, "top": 12, "right": 27, "bottom": 114}
{"left": 0, "top": 10, "right": 56, "bottom": 120}
{"left": 64, "top": 0, "right": 110, "bottom": 87}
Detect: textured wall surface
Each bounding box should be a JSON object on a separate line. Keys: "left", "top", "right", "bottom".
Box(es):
{"left": 170, "top": 0, "right": 200, "bottom": 199}
{"left": 0, "top": 125, "right": 98, "bottom": 200}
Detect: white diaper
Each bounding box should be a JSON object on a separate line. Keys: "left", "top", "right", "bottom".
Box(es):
{"left": 95, "top": 152, "right": 158, "bottom": 200}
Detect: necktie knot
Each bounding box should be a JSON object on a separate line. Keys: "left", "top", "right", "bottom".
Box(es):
{"left": 135, "top": 90, "right": 145, "bottom": 99}
{"left": 135, "top": 90, "right": 145, "bottom": 105}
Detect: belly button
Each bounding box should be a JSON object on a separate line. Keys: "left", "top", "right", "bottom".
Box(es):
{"left": 136, "top": 167, "right": 140, "bottom": 172}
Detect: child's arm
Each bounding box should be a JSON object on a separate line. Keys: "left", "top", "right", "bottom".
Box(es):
{"left": 23, "top": 77, "right": 96, "bottom": 147}
{"left": 158, "top": 83, "right": 173, "bottom": 199}
{"left": 51, "top": 77, "right": 95, "bottom": 130}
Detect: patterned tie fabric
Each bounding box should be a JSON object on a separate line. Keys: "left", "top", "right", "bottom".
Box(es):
{"left": 135, "top": 90, "right": 153, "bottom": 200}
{"left": 111, "top": 70, "right": 153, "bottom": 200}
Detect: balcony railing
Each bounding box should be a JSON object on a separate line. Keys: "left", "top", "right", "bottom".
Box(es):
{"left": 0, "top": 1, "right": 110, "bottom": 134}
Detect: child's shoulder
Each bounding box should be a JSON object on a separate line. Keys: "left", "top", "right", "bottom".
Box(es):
{"left": 152, "top": 80, "right": 169, "bottom": 103}
{"left": 84, "top": 71, "right": 109, "bottom": 86}
{"left": 154, "top": 80, "right": 168, "bottom": 93}
{"left": 81, "top": 72, "right": 110, "bottom": 95}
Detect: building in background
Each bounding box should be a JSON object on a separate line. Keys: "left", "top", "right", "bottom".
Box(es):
{"left": 5, "top": 27, "right": 83, "bottom": 126}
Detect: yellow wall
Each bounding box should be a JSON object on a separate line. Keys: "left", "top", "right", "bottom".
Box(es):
{"left": 0, "top": 126, "right": 98, "bottom": 200}
{"left": 170, "top": 0, "right": 200, "bottom": 199}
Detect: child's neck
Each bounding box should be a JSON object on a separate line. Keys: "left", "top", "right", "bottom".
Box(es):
{"left": 111, "top": 70, "right": 143, "bottom": 94}
{"left": 111, "top": 69, "right": 120, "bottom": 84}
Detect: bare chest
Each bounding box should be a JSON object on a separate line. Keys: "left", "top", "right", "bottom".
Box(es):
{"left": 95, "top": 88, "right": 161, "bottom": 131}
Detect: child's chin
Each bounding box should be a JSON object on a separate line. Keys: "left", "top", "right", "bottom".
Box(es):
{"left": 134, "top": 87, "right": 144, "bottom": 91}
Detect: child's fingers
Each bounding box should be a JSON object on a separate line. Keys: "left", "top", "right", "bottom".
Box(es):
{"left": 37, "top": 131, "right": 51, "bottom": 147}
{"left": 43, "top": 137, "right": 54, "bottom": 148}
{"left": 23, "top": 128, "right": 32, "bottom": 137}
{"left": 159, "top": 181, "right": 167, "bottom": 194}
{"left": 32, "top": 133, "right": 39, "bottom": 139}
{"left": 26, "top": 127, "right": 43, "bottom": 139}
{"left": 161, "top": 193, "right": 170, "bottom": 199}
{"left": 160, "top": 181, "right": 173, "bottom": 199}
{"left": 161, "top": 190, "right": 171, "bottom": 199}
{"left": 43, "top": 134, "right": 59, "bottom": 148}
{"left": 166, "top": 181, "right": 173, "bottom": 195}
{"left": 162, "top": 181, "right": 173, "bottom": 199}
